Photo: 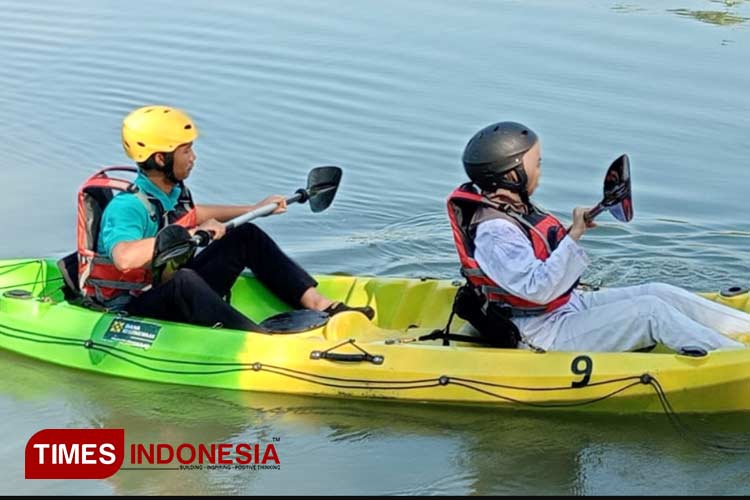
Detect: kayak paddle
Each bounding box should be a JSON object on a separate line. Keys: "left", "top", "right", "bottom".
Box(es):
{"left": 584, "top": 154, "right": 633, "bottom": 223}
{"left": 152, "top": 166, "right": 343, "bottom": 278}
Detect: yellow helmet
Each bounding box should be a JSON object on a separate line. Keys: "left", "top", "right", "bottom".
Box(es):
{"left": 121, "top": 105, "right": 199, "bottom": 162}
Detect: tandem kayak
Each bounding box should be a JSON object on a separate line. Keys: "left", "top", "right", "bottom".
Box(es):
{"left": 2, "top": 258, "right": 750, "bottom": 414}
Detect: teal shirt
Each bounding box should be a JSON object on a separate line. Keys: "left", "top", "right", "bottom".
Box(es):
{"left": 97, "top": 172, "right": 184, "bottom": 258}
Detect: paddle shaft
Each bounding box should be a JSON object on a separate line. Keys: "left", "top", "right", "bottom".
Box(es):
{"left": 175, "top": 165, "right": 342, "bottom": 249}
{"left": 190, "top": 192, "right": 305, "bottom": 246}
{"left": 584, "top": 202, "right": 606, "bottom": 223}
{"left": 568, "top": 200, "right": 612, "bottom": 234}
{"left": 225, "top": 192, "right": 304, "bottom": 230}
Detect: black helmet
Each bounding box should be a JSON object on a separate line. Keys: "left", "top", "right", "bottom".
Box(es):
{"left": 462, "top": 121, "right": 538, "bottom": 194}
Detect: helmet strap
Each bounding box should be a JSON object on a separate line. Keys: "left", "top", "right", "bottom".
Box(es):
{"left": 495, "top": 166, "right": 527, "bottom": 192}
{"left": 139, "top": 152, "right": 179, "bottom": 185}
{"left": 159, "top": 152, "right": 179, "bottom": 184}
{"left": 515, "top": 167, "right": 531, "bottom": 207}
{"left": 491, "top": 166, "right": 532, "bottom": 208}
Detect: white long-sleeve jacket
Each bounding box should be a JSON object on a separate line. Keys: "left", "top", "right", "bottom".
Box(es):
{"left": 473, "top": 217, "right": 590, "bottom": 349}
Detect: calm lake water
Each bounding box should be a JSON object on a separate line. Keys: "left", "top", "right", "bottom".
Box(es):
{"left": 1, "top": 0, "right": 750, "bottom": 494}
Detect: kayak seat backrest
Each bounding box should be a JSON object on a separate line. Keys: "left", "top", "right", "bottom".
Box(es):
{"left": 448, "top": 196, "right": 479, "bottom": 258}
{"left": 81, "top": 186, "right": 114, "bottom": 254}
{"left": 59, "top": 179, "right": 114, "bottom": 302}
{"left": 352, "top": 278, "right": 456, "bottom": 331}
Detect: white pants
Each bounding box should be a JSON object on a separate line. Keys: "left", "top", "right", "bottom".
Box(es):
{"left": 545, "top": 283, "right": 748, "bottom": 353}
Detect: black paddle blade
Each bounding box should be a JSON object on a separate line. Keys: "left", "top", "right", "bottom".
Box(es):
{"left": 306, "top": 166, "right": 342, "bottom": 213}
{"left": 259, "top": 310, "right": 330, "bottom": 334}
{"left": 602, "top": 154, "right": 633, "bottom": 222}
{"left": 152, "top": 225, "right": 196, "bottom": 284}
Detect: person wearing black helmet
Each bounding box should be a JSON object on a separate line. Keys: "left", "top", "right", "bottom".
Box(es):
{"left": 447, "top": 121, "right": 750, "bottom": 353}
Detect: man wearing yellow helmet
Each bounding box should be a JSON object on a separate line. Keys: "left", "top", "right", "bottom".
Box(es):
{"left": 90, "top": 105, "right": 372, "bottom": 331}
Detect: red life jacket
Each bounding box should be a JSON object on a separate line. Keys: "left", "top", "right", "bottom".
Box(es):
{"left": 447, "top": 183, "right": 574, "bottom": 317}
{"left": 77, "top": 167, "right": 197, "bottom": 307}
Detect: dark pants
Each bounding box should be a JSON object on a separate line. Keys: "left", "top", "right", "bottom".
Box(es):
{"left": 125, "top": 224, "right": 317, "bottom": 331}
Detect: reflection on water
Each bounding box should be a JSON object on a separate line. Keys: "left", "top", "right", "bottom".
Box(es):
{"left": 613, "top": 0, "right": 750, "bottom": 26}
{"left": 674, "top": 0, "right": 749, "bottom": 27}
{"left": 669, "top": 8, "right": 749, "bottom": 26}
{"left": 611, "top": 4, "right": 648, "bottom": 13}
{"left": 2, "top": 350, "right": 750, "bottom": 495}
{"left": 7, "top": 304, "right": 750, "bottom": 492}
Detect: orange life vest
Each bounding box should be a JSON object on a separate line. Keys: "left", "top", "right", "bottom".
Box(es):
{"left": 447, "top": 183, "right": 574, "bottom": 317}
{"left": 77, "top": 167, "right": 197, "bottom": 308}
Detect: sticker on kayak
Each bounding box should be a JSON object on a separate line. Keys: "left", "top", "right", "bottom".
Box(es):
{"left": 103, "top": 318, "right": 161, "bottom": 349}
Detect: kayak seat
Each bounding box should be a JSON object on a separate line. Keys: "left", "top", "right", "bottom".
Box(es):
{"left": 55, "top": 252, "right": 112, "bottom": 311}
{"left": 57, "top": 251, "right": 81, "bottom": 301}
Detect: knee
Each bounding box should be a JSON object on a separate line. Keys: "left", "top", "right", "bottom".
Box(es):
{"left": 234, "top": 223, "right": 264, "bottom": 237}
{"left": 645, "top": 282, "right": 682, "bottom": 297}
{"left": 631, "top": 295, "right": 670, "bottom": 315}
{"left": 171, "top": 268, "right": 208, "bottom": 289}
